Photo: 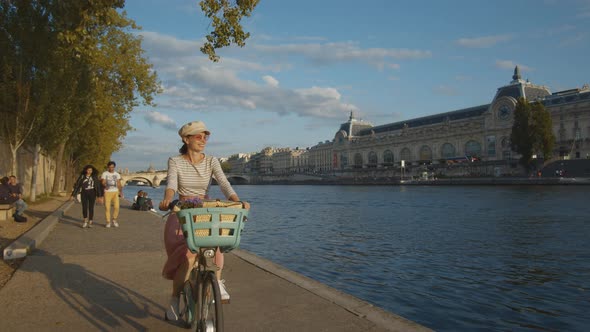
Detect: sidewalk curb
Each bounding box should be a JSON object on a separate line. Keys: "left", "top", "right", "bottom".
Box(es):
{"left": 232, "top": 249, "right": 433, "bottom": 332}
{"left": 3, "top": 200, "right": 75, "bottom": 260}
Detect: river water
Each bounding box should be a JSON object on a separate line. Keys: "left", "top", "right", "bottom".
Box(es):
{"left": 124, "top": 184, "right": 590, "bottom": 331}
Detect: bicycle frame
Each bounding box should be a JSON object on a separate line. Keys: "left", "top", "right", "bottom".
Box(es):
{"left": 182, "top": 247, "right": 224, "bottom": 332}
{"left": 172, "top": 202, "right": 249, "bottom": 332}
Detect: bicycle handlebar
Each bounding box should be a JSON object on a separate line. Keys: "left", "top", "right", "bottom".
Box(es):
{"left": 168, "top": 199, "right": 181, "bottom": 212}
{"left": 164, "top": 199, "right": 249, "bottom": 213}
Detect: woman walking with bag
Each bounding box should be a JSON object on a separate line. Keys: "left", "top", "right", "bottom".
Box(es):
{"left": 71, "top": 165, "right": 104, "bottom": 228}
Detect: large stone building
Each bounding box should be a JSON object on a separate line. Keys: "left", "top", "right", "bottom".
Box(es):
{"left": 321, "top": 67, "right": 590, "bottom": 175}
{"left": 242, "top": 68, "right": 589, "bottom": 177}
{"left": 226, "top": 153, "right": 251, "bottom": 173}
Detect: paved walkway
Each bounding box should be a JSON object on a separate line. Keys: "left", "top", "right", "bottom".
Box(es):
{"left": 0, "top": 200, "right": 431, "bottom": 331}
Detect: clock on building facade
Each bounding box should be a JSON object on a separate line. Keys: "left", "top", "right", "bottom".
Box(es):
{"left": 498, "top": 105, "right": 512, "bottom": 120}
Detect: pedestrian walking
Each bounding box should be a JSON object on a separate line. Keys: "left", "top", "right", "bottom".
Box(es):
{"left": 71, "top": 165, "right": 104, "bottom": 228}
{"left": 101, "top": 161, "right": 123, "bottom": 228}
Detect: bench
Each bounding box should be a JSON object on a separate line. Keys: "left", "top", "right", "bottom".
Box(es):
{"left": 0, "top": 203, "right": 15, "bottom": 221}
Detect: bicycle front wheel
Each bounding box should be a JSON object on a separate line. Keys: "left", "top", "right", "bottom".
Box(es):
{"left": 197, "top": 271, "right": 223, "bottom": 332}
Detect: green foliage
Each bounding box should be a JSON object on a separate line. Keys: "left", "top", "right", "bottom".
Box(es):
{"left": 510, "top": 98, "right": 533, "bottom": 167}
{"left": 510, "top": 98, "right": 555, "bottom": 170}
{"left": 199, "top": 0, "right": 259, "bottom": 62}
{"left": 1, "top": 0, "right": 160, "bottom": 180}
{"left": 531, "top": 101, "right": 555, "bottom": 161}
{"left": 0, "top": 0, "right": 57, "bottom": 176}
{"left": 221, "top": 160, "right": 232, "bottom": 173}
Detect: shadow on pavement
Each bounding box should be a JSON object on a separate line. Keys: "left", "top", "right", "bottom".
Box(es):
{"left": 59, "top": 214, "right": 85, "bottom": 228}
{"left": 21, "top": 249, "right": 165, "bottom": 330}
{"left": 21, "top": 208, "right": 49, "bottom": 220}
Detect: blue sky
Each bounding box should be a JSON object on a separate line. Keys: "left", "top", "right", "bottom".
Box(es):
{"left": 112, "top": 0, "right": 590, "bottom": 171}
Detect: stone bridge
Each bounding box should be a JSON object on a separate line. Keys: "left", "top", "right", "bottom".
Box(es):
{"left": 121, "top": 171, "right": 251, "bottom": 187}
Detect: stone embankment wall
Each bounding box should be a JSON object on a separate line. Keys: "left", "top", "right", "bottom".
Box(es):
{"left": 0, "top": 142, "right": 58, "bottom": 199}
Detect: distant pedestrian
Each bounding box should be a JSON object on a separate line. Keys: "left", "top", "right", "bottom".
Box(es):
{"left": 101, "top": 161, "right": 124, "bottom": 228}
{"left": 71, "top": 165, "right": 103, "bottom": 228}
{"left": 7, "top": 175, "right": 27, "bottom": 216}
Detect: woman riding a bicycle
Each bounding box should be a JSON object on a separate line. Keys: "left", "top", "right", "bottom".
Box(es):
{"left": 159, "top": 120, "right": 250, "bottom": 321}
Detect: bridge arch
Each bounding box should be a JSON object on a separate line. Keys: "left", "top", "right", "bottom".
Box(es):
{"left": 124, "top": 176, "right": 155, "bottom": 187}
{"left": 121, "top": 171, "right": 250, "bottom": 187}
{"left": 120, "top": 170, "right": 167, "bottom": 187}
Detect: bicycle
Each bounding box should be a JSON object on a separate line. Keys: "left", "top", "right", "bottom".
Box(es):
{"left": 165, "top": 199, "right": 249, "bottom": 332}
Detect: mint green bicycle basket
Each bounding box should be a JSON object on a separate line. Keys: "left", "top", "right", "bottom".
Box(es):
{"left": 177, "top": 207, "right": 249, "bottom": 253}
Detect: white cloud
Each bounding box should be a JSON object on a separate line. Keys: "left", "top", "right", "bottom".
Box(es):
{"left": 262, "top": 75, "right": 279, "bottom": 87}
{"left": 292, "top": 36, "right": 328, "bottom": 42}
{"left": 143, "top": 111, "right": 177, "bottom": 130}
{"left": 455, "top": 35, "right": 512, "bottom": 48}
{"left": 138, "top": 31, "right": 360, "bottom": 119}
{"left": 495, "top": 60, "right": 533, "bottom": 72}
{"left": 253, "top": 41, "right": 431, "bottom": 66}
{"left": 139, "top": 31, "right": 200, "bottom": 58}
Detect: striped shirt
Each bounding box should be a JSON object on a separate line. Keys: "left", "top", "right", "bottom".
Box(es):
{"left": 166, "top": 154, "right": 236, "bottom": 199}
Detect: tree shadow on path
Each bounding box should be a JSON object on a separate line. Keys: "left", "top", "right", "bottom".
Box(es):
{"left": 22, "top": 250, "right": 166, "bottom": 331}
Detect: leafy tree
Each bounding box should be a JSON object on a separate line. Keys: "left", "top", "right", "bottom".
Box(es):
{"left": 221, "top": 160, "right": 232, "bottom": 173}
{"left": 1, "top": 0, "right": 160, "bottom": 195}
{"left": 199, "top": 0, "right": 259, "bottom": 62}
{"left": 0, "top": 0, "right": 53, "bottom": 177}
{"left": 46, "top": 1, "right": 159, "bottom": 194}
{"left": 531, "top": 101, "right": 555, "bottom": 162}
{"left": 2, "top": 0, "right": 257, "bottom": 196}
{"left": 510, "top": 97, "right": 555, "bottom": 170}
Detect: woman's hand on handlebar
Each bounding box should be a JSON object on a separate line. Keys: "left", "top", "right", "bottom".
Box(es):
{"left": 159, "top": 199, "right": 171, "bottom": 211}
{"left": 229, "top": 195, "right": 250, "bottom": 210}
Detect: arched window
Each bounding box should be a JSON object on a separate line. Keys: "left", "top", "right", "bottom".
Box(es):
{"left": 400, "top": 148, "right": 411, "bottom": 161}
{"left": 419, "top": 145, "right": 432, "bottom": 161}
{"left": 383, "top": 150, "right": 394, "bottom": 166}
{"left": 367, "top": 151, "right": 378, "bottom": 167}
{"left": 354, "top": 153, "right": 363, "bottom": 168}
{"left": 340, "top": 153, "right": 348, "bottom": 167}
{"left": 465, "top": 140, "right": 482, "bottom": 156}
{"left": 441, "top": 143, "right": 455, "bottom": 158}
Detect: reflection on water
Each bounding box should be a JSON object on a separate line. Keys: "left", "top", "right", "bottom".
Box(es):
{"left": 124, "top": 184, "right": 590, "bottom": 331}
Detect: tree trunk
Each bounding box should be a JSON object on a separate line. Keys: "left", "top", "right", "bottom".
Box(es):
{"left": 64, "top": 157, "right": 75, "bottom": 195}
{"left": 44, "top": 158, "right": 50, "bottom": 195}
{"left": 10, "top": 146, "right": 18, "bottom": 178}
{"left": 29, "top": 144, "right": 41, "bottom": 202}
{"left": 51, "top": 141, "right": 66, "bottom": 195}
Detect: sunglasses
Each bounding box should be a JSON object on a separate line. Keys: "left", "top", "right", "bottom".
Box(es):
{"left": 191, "top": 133, "right": 210, "bottom": 141}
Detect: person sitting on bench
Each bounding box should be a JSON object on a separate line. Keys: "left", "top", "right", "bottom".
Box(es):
{"left": 132, "top": 190, "right": 144, "bottom": 210}
{"left": 0, "top": 177, "right": 10, "bottom": 203}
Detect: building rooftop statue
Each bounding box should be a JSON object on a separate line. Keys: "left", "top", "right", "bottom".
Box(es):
{"left": 511, "top": 65, "right": 522, "bottom": 83}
